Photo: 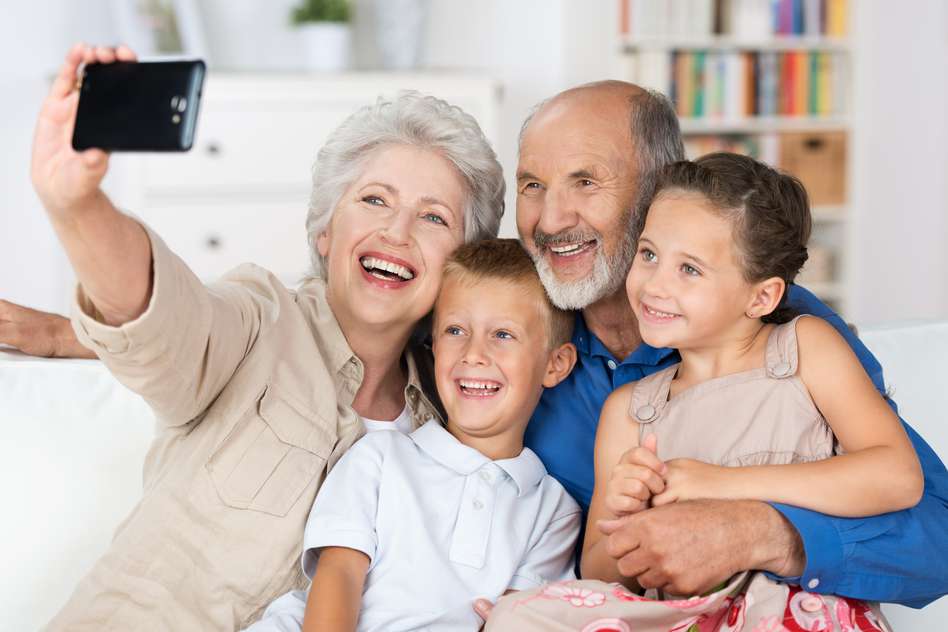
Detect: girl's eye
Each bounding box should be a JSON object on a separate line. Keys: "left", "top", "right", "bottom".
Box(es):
{"left": 640, "top": 248, "right": 657, "bottom": 262}
{"left": 423, "top": 212, "right": 447, "bottom": 226}
{"left": 495, "top": 330, "right": 513, "bottom": 340}
{"left": 681, "top": 263, "right": 701, "bottom": 276}
{"left": 363, "top": 195, "right": 385, "bottom": 206}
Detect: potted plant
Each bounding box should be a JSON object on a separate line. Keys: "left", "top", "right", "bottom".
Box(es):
{"left": 291, "top": 0, "right": 351, "bottom": 71}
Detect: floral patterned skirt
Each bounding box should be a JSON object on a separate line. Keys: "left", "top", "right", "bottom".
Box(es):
{"left": 485, "top": 572, "right": 889, "bottom": 632}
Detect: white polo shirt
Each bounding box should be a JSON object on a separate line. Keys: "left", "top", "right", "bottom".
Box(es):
{"left": 303, "top": 419, "right": 580, "bottom": 632}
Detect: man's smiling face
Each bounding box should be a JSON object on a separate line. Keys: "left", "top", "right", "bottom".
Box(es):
{"left": 515, "top": 88, "right": 641, "bottom": 310}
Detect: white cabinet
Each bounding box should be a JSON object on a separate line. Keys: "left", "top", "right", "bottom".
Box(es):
{"left": 107, "top": 73, "right": 502, "bottom": 287}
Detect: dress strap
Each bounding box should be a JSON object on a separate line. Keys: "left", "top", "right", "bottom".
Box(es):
{"left": 628, "top": 364, "right": 677, "bottom": 425}
{"left": 764, "top": 315, "right": 808, "bottom": 379}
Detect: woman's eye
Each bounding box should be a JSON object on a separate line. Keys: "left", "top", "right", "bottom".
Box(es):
{"left": 681, "top": 264, "right": 701, "bottom": 276}
{"left": 362, "top": 195, "right": 385, "bottom": 206}
{"left": 495, "top": 330, "right": 513, "bottom": 340}
{"left": 445, "top": 326, "right": 463, "bottom": 336}
{"left": 640, "top": 249, "right": 656, "bottom": 262}
{"left": 423, "top": 212, "right": 447, "bottom": 226}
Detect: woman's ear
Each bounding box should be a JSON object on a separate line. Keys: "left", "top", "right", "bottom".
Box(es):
{"left": 316, "top": 227, "right": 331, "bottom": 258}
{"left": 745, "top": 276, "right": 786, "bottom": 319}
{"left": 542, "top": 342, "right": 577, "bottom": 388}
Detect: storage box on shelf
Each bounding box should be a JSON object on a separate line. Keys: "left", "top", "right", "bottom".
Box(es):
{"left": 616, "top": 0, "right": 852, "bottom": 314}
{"left": 105, "top": 73, "right": 502, "bottom": 289}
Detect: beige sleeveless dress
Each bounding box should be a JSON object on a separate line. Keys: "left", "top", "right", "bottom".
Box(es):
{"left": 487, "top": 317, "right": 889, "bottom": 632}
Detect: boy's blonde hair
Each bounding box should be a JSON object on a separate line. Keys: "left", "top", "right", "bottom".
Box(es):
{"left": 442, "top": 239, "right": 574, "bottom": 348}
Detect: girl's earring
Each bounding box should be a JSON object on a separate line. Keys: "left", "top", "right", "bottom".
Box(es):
{"left": 745, "top": 310, "right": 756, "bottom": 319}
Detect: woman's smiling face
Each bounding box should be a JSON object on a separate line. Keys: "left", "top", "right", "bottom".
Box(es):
{"left": 317, "top": 144, "right": 468, "bottom": 333}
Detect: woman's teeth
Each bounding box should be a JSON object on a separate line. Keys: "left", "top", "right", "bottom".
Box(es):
{"left": 360, "top": 256, "right": 414, "bottom": 280}
{"left": 458, "top": 379, "right": 502, "bottom": 396}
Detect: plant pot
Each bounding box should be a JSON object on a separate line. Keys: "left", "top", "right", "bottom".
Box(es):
{"left": 372, "top": 0, "right": 429, "bottom": 70}
{"left": 298, "top": 22, "right": 351, "bottom": 71}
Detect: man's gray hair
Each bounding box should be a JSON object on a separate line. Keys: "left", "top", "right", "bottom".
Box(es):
{"left": 305, "top": 91, "right": 506, "bottom": 277}
{"left": 627, "top": 88, "right": 686, "bottom": 216}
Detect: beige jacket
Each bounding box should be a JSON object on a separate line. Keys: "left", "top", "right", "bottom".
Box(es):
{"left": 46, "top": 225, "right": 441, "bottom": 631}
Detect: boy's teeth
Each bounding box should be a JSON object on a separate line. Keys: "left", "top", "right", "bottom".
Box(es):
{"left": 360, "top": 256, "right": 414, "bottom": 280}
{"left": 459, "top": 379, "right": 501, "bottom": 395}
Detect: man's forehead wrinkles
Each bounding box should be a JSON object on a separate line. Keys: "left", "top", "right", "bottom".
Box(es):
{"left": 520, "top": 151, "right": 625, "bottom": 177}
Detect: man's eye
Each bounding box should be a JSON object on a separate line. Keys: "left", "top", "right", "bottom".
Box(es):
{"left": 682, "top": 264, "right": 701, "bottom": 276}
{"left": 445, "top": 326, "right": 463, "bottom": 336}
{"left": 580, "top": 179, "right": 594, "bottom": 186}
{"left": 522, "top": 182, "right": 542, "bottom": 192}
{"left": 362, "top": 195, "right": 385, "bottom": 206}
{"left": 423, "top": 212, "right": 447, "bottom": 226}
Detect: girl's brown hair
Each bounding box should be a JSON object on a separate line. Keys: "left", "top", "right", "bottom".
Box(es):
{"left": 635, "top": 152, "right": 812, "bottom": 324}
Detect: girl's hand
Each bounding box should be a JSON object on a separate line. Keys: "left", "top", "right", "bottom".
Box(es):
{"left": 604, "top": 434, "right": 666, "bottom": 516}
{"left": 30, "top": 43, "right": 137, "bottom": 218}
{"left": 652, "top": 459, "right": 734, "bottom": 506}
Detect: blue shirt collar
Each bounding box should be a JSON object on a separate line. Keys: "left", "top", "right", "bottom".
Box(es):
{"left": 572, "top": 311, "right": 678, "bottom": 367}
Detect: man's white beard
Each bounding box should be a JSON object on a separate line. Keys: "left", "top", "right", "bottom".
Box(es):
{"left": 532, "top": 233, "right": 636, "bottom": 310}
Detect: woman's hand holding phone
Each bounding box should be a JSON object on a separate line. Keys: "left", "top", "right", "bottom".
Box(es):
{"left": 30, "top": 44, "right": 155, "bottom": 327}
{"left": 30, "top": 43, "right": 137, "bottom": 219}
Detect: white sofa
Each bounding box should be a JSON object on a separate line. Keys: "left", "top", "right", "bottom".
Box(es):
{"left": 2, "top": 321, "right": 946, "bottom": 631}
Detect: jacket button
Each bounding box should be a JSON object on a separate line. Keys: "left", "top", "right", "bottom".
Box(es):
{"left": 636, "top": 404, "right": 657, "bottom": 422}
{"left": 771, "top": 361, "right": 792, "bottom": 377}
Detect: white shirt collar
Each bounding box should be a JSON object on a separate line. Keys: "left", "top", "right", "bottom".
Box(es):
{"left": 410, "top": 420, "right": 547, "bottom": 497}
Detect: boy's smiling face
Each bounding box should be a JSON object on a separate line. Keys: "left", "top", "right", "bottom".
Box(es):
{"left": 432, "top": 275, "right": 571, "bottom": 458}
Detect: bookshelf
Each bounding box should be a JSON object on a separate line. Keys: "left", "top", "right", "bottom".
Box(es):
{"left": 617, "top": 0, "right": 852, "bottom": 315}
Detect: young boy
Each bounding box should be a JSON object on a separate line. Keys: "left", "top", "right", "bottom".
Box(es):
{"left": 245, "top": 239, "right": 581, "bottom": 632}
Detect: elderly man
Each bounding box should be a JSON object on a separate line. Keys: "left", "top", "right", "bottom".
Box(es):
{"left": 515, "top": 81, "right": 948, "bottom": 606}
{"left": 4, "top": 80, "right": 947, "bottom": 613}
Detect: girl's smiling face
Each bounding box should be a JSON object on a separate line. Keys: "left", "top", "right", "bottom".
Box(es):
{"left": 626, "top": 191, "right": 759, "bottom": 351}
{"left": 317, "top": 144, "right": 467, "bottom": 333}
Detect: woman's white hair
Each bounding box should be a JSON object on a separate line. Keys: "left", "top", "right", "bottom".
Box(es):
{"left": 305, "top": 90, "right": 506, "bottom": 277}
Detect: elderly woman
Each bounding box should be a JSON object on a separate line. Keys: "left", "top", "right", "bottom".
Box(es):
{"left": 33, "top": 45, "right": 504, "bottom": 631}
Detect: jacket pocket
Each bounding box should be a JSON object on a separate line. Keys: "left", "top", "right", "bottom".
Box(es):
{"left": 206, "top": 385, "right": 334, "bottom": 516}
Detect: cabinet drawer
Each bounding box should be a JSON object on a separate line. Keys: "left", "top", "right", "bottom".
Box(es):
{"left": 142, "top": 99, "right": 365, "bottom": 195}
{"left": 139, "top": 201, "right": 313, "bottom": 285}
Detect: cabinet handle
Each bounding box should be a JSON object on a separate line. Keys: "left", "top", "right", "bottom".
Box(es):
{"left": 206, "top": 142, "right": 221, "bottom": 156}
{"left": 205, "top": 235, "right": 222, "bottom": 250}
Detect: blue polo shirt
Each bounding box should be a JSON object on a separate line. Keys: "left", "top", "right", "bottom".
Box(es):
{"left": 524, "top": 284, "right": 948, "bottom": 607}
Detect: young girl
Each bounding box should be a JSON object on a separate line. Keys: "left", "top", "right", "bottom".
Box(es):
{"left": 485, "top": 153, "right": 920, "bottom": 631}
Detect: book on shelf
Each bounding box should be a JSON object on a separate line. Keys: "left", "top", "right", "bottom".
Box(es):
{"left": 619, "top": 0, "right": 848, "bottom": 40}
{"left": 623, "top": 49, "right": 846, "bottom": 119}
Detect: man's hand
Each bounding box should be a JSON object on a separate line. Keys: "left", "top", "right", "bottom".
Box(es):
{"left": 605, "top": 434, "right": 666, "bottom": 516}
{"left": 0, "top": 299, "right": 95, "bottom": 359}
{"left": 599, "top": 499, "right": 805, "bottom": 595}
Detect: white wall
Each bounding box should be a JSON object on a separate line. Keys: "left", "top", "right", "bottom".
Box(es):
{"left": 0, "top": 1, "right": 114, "bottom": 313}
{"left": 849, "top": 0, "right": 948, "bottom": 324}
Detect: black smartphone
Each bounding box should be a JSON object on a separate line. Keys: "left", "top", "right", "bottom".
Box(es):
{"left": 72, "top": 60, "right": 205, "bottom": 152}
